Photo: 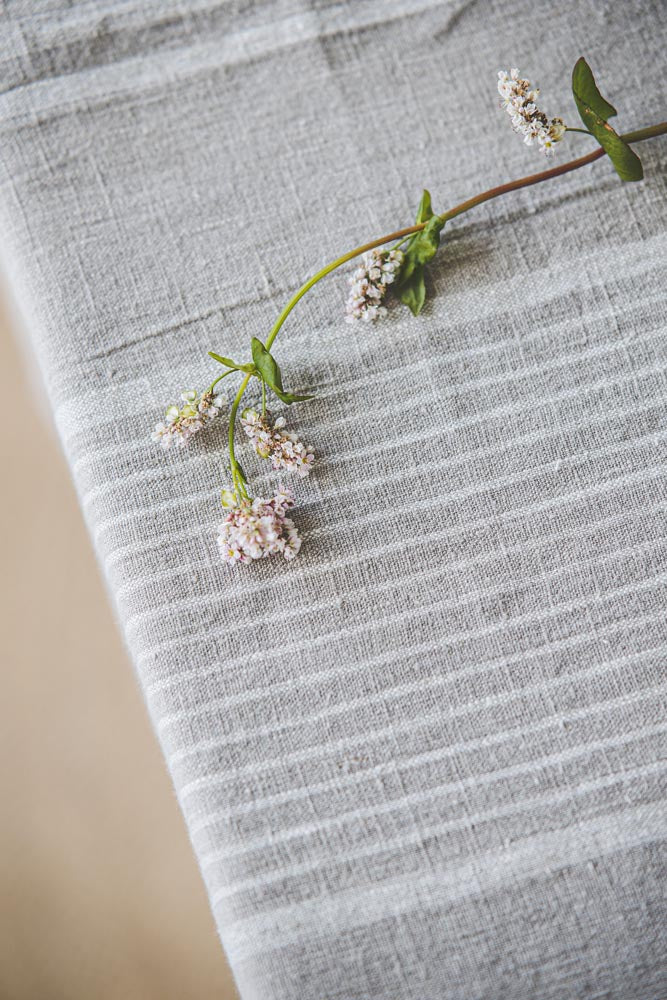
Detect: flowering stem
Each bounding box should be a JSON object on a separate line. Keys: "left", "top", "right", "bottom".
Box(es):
{"left": 437, "top": 123, "right": 666, "bottom": 223}
{"left": 225, "top": 120, "right": 667, "bottom": 494}
{"left": 206, "top": 368, "right": 234, "bottom": 396}
{"left": 228, "top": 374, "right": 252, "bottom": 499}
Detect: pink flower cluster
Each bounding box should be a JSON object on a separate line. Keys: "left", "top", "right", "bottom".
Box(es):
{"left": 241, "top": 408, "right": 314, "bottom": 478}
{"left": 345, "top": 248, "right": 404, "bottom": 323}
{"left": 217, "top": 487, "right": 301, "bottom": 564}
{"left": 151, "top": 389, "right": 223, "bottom": 449}
{"left": 497, "top": 68, "right": 565, "bottom": 153}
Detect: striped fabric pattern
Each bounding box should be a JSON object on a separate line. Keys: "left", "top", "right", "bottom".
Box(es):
{"left": 1, "top": 1, "right": 665, "bottom": 997}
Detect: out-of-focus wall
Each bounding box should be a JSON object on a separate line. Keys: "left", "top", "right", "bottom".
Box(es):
{"left": 0, "top": 294, "right": 238, "bottom": 1000}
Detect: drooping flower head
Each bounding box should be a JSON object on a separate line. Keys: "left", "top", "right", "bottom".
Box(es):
{"left": 151, "top": 389, "right": 224, "bottom": 449}
{"left": 217, "top": 486, "right": 301, "bottom": 564}
{"left": 497, "top": 69, "right": 566, "bottom": 154}
{"left": 345, "top": 248, "right": 404, "bottom": 322}
{"left": 241, "top": 408, "right": 314, "bottom": 477}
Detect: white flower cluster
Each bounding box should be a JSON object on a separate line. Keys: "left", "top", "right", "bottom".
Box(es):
{"left": 497, "top": 69, "right": 566, "bottom": 153}
{"left": 345, "top": 248, "right": 404, "bottom": 323}
{"left": 218, "top": 486, "right": 301, "bottom": 564}
{"left": 241, "top": 408, "right": 314, "bottom": 478}
{"left": 151, "top": 389, "right": 223, "bottom": 449}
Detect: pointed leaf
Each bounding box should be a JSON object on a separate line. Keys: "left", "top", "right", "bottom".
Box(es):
{"left": 410, "top": 215, "right": 445, "bottom": 265}
{"left": 251, "top": 338, "right": 284, "bottom": 391}
{"left": 208, "top": 352, "right": 255, "bottom": 374}
{"left": 208, "top": 352, "right": 236, "bottom": 367}
{"left": 249, "top": 339, "right": 313, "bottom": 404}
{"left": 415, "top": 189, "right": 434, "bottom": 224}
{"left": 596, "top": 126, "right": 643, "bottom": 181}
{"left": 571, "top": 58, "right": 643, "bottom": 182}
{"left": 573, "top": 107, "right": 643, "bottom": 182}
{"left": 398, "top": 217, "right": 445, "bottom": 284}
{"left": 395, "top": 191, "right": 446, "bottom": 317}
{"left": 273, "top": 388, "right": 316, "bottom": 405}
{"left": 397, "top": 266, "right": 426, "bottom": 316}
{"left": 571, "top": 58, "right": 617, "bottom": 121}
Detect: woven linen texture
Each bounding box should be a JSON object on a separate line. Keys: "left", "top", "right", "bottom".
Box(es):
{"left": 1, "top": 2, "right": 666, "bottom": 997}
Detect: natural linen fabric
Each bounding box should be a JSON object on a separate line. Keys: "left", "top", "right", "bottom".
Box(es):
{"left": 1, "top": 2, "right": 666, "bottom": 997}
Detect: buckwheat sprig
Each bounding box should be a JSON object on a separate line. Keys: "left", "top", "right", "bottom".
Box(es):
{"left": 151, "top": 389, "right": 224, "bottom": 449}
{"left": 345, "top": 248, "right": 405, "bottom": 322}
{"left": 241, "top": 408, "right": 315, "bottom": 478}
{"left": 497, "top": 68, "right": 566, "bottom": 153}
{"left": 217, "top": 486, "right": 301, "bottom": 564}
{"left": 151, "top": 57, "right": 666, "bottom": 566}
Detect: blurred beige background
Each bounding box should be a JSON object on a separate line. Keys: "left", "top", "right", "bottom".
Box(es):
{"left": 0, "top": 291, "right": 238, "bottom": 999}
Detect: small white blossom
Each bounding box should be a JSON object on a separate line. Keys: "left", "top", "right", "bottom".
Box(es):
{"left": 497, "top": 68, "right": 565, "bottom": 154}
{"left": 151, "top": 389, "right": 224, "bottom": 449}
{"left": 241, "top": 408, "right": 314, "bottom": 478}
{"left": 217, "top": 486, "right": 301, "bottom": 564}
{"left": 345, "top": 248, "right": 404, "bottom": 323}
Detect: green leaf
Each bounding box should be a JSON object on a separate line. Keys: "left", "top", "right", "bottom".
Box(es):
{"left": 395, "top": 203, "right": 446, "bottom": 316}
{"left": 397, "top": 267, "right": 426, "bottom": 316}
{"left": 571, "top": 57, "right": 617, "bottom": 121}
{"left": 251, "top": 338, "right": 284, "bottom": 391}
{"left": 208, "top": 351, "right": 235, "bottom": 366}
{"left": 411, "top": 215, "right": 445, "bottom": 264}
{"left": 397, "top": 217, "right": 445, "bottom": 286}
{"left": 273, "top": 388, "right": 315, "bottom": 405}
{"left": 249, "top": 338, "right": 314, "bottom": 405}
{"left": 571, "top": 58, "right": 643, "bottom": 182}
{"left": 208, "top": 351, "right": 255, "bottom": 374}
{"left": 415, "top": 189, "right": 434, "bottom": 224}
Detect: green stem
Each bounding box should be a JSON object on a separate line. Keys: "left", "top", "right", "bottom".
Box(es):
{"left": 565, "top": 126, "right": 593, "bottom": 136}
{"left": 620, "top": 123, "right": 667, "bottom": 143}
{"left": 228, "top": 373, "right": 251, "bottom": 498}
{"left": 206, "top": 368, "right": 234, "bottom": 396}
{"left": 264, "top": 243, "right": 415, "bottom": 351}
{"left": 225, "top": 120, "right": 667, "bottom": 497}
{"left": 434, "top": 123, "right": 664, "bottom": 222}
